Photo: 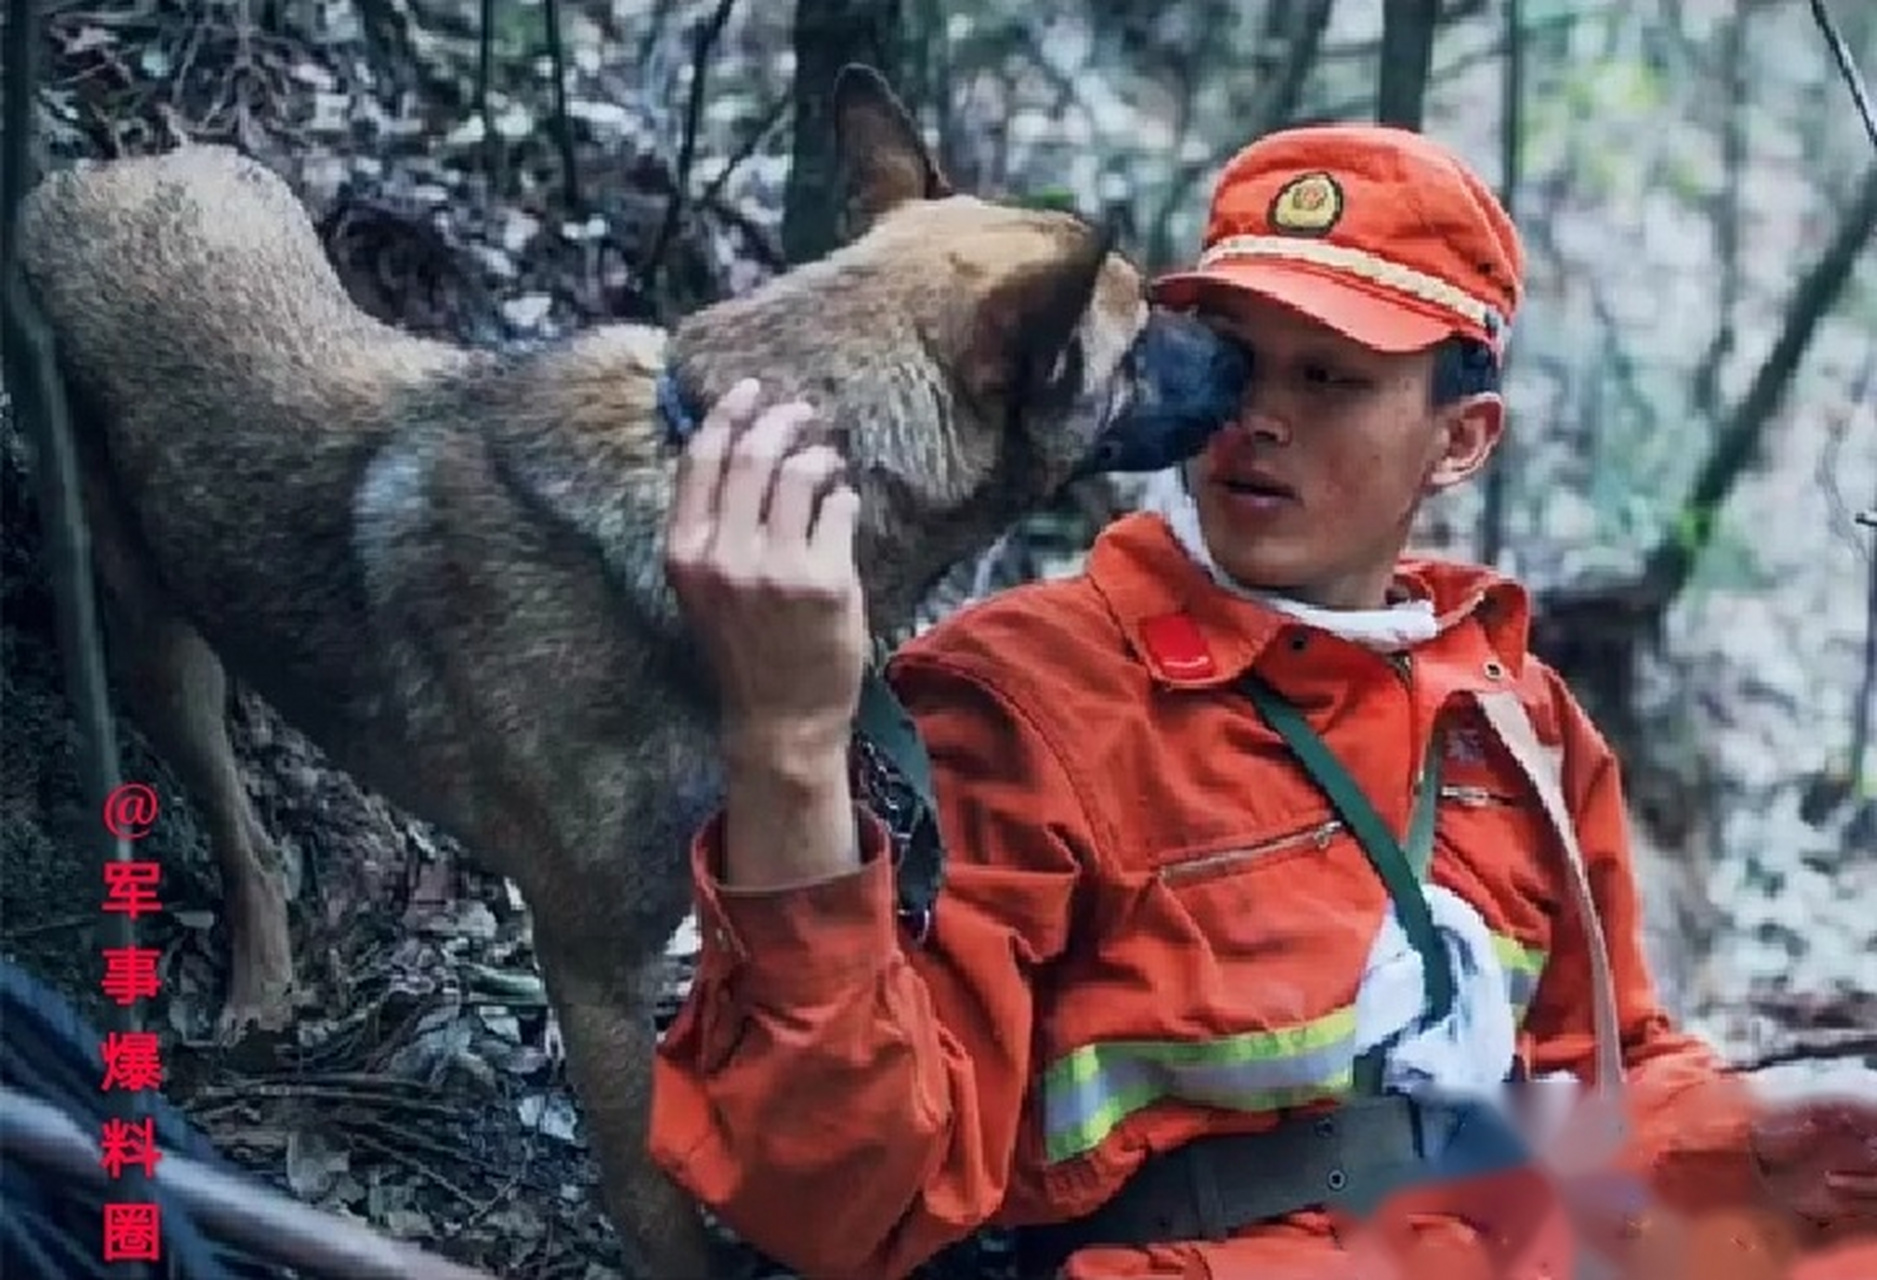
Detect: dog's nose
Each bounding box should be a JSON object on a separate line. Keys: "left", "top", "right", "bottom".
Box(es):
{"left": 1071, "top": 312, "right": 1252, "bottom": 479}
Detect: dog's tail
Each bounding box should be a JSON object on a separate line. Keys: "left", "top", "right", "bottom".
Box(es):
{"left": 9, "top": 171, "right": 170, "bottom": 614}
{"left": 11, "top": 159, "right": 196, "bottom": 526}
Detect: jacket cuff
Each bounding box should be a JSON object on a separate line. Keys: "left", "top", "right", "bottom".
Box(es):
{"left": 689, "top": 807, "right": 900, "bottom": 1001}
{"left": 1625, "top": 1068, "right": 1764, "bottom": 1215}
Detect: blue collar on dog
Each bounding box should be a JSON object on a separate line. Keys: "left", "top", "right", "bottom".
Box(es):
{"left": 655, "top": 368, "right": 702, "bottom": 447}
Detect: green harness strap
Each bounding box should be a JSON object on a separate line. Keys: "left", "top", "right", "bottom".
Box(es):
{"left": 1238, "top": 674, "right": 1449, "bottom": 1095}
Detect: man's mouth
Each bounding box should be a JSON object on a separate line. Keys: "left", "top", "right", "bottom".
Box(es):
{"left": 1217, "top": 472, "right": 1298, "bottom": 501}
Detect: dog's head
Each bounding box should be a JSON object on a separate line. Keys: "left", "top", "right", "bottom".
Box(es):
{"left": 673, "top": 65, "right": 1244, "bottom": 621}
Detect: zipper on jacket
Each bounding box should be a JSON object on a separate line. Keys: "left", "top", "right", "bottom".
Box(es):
{"left": 1157, "top": 819, "right": 1344, "bottom": 886}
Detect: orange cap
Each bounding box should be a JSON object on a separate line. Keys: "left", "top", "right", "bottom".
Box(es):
{"left": 1152, "top": 125, "right": 1523, "bottom": 357}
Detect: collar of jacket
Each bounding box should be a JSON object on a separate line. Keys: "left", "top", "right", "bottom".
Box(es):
{"left": 1085, "top": 512, "right": 1535, "bottom": 689}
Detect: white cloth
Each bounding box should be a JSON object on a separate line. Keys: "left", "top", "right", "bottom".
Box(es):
{"left": 1140, "top": 468, "right": 1517, "bottom": 1097}
{"left": 1138, "top": 470, "right": 1440, "bottom": 651}
{"left": 1352, "top": 883, "right": 1518, "bottom": 1094}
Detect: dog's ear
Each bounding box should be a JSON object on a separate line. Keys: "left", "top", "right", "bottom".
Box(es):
{"left": 962, "top": 223, "right": 1116, "bottom": 417}
{"left": 833, "top": 63, "right": 952, "bottom": 239}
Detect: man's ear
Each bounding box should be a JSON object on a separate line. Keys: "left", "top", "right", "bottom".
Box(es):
{"left": 1426, "top": 394, "right": 1506, "bottom": 492}
{"left": 833, "top": 63, "right": 952, "bottom": 241}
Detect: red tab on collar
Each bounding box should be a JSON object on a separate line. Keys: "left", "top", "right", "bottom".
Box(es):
{"left": 1138, "top": 613, "right": 1218, "bottom": 681}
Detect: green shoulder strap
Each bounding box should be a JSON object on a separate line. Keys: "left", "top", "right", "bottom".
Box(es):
{"left": 853, "top": 666, "right": 946, "bottom": 939}
{"left": 1239, "top": 673, "right": 1452, "bottom": 1039}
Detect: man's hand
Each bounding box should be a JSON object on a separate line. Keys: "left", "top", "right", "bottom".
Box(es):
{"left": 663, "top": 378, "right": 870, "bottom": 890}
{"left": 664, "top": 377, "right": 868, "bottom": 765}
{"left": 1750, "top": 1091, "right": 1877, "bottom": 1243}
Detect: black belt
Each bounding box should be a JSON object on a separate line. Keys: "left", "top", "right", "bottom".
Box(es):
{"left": 1014, "top": 1094, "right": 1531, "bottom": 1278}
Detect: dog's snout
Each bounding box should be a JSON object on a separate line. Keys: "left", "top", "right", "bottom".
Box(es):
{"left": 1142, "top": 312, "right": 1251, "bottom": 399}
{"left": 1072, "top": 313, "right": 1251, "bottom": 480}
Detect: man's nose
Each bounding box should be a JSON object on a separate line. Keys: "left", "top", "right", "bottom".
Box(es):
{"left": 1230, "top": 377, "right": 1292, "bottom": 445}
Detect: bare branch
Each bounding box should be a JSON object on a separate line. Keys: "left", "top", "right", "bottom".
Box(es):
{"left": 1639, "top": 162, "right": 1877, "bottom": 608}
{"left": 1852, "top": 526, "right": 1877, "bottom": 798}
{"left": 542, "top": 0, "right": 579, "bottom": 214}
{"left": 1810, "top": 0, "right": 1877, "bottom": 152}
{"left": 641, "top": 0, "right": 739, "bottom": 286}
{"left": 1477, "top": 0, "right": 1523, "bottom": 568}
{"left": 1688, "top": 0, "right": 1751, "bottom": 422}
{"left": 696, "top": 92, "right": 792, "bottom": 211}
{"left": 634, "top": 0, "right": 684, "bottom": 72}
{"left": 1312, "top": 7, "right": 1614, "bottom": 120}
{"left": 1845, "top": 356, "right": 1877, "bottom": 800}
{"left": 1733, "top": 1030, "right": 1877, "bottom": 1074}
{"left": 476, "top": 0, "right": 496, "bottom": 184}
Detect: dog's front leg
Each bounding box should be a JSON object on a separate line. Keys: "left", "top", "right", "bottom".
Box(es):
{"left": 535, "top": 938, "right": 729, "bottom": 1279}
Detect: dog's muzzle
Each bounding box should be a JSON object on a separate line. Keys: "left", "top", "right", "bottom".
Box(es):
{"left": 1070, "top": 312, "right": 1251, "bottom": 481}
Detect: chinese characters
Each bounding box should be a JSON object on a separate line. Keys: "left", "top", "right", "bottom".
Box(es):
{"left": 98, "top": 782, "right": 165, "bottom": 1265}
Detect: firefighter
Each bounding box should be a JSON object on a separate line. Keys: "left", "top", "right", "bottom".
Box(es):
{"left": 653, "top": 123, "right": 1877, "bottom": 1279}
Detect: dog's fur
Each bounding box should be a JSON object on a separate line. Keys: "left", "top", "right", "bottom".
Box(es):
{"left": 15, "top": 68, "right": 1167, "bottom": 1276}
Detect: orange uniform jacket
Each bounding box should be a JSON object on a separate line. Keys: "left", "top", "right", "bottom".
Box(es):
{"left": 650, "top": 513, "right": 1777, "bottom": 1279}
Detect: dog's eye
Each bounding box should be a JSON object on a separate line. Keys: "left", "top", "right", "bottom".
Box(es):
{"left": 1021, "top": 333, "right": 1086, "bottom": 415}
{"left": 1055, "top": 335, "right": 1086, "bottom": 391}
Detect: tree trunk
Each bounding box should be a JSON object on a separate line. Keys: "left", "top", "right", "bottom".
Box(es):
{"left": 1375, "top": 0, "right": 1441, "bottom": 130}
{"left": 781, "top": 0, "right": 909, "bottom": 266}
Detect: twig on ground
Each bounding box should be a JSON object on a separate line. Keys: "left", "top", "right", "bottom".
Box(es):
{"left": 191, "top": 1080, "right": 471, "bottom": 1120}
{"left": 349, "top": 1128, "right": 480, "bottom": 1209}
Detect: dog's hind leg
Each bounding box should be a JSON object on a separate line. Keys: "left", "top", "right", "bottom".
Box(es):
{"left": 129, "top": 620, "right": 294, "bottom": 1041}
{"left": 535, "top": 940, "right": 730, "bottom": 1279}
{"left": 89, "top": 514, "right": 295, "bottom": 1042}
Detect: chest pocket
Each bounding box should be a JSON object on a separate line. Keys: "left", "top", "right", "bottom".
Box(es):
{"left": 1146, "top": 802, "right": 1370, "bottom": 990}
{"left": 1154, "top": 813, "right": 1345, "bottom": 889}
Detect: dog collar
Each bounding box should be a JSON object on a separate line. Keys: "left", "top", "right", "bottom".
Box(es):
{"left": 655, "top": 368, "right": 702, "bottom": 447}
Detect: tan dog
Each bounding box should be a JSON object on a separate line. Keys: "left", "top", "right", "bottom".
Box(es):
{"left": 15, "top": 65, "right": 1172, "bottom": 1276}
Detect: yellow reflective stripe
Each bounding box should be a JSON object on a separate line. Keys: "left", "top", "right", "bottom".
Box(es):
{"left": 1042, "top": 940, "right": 1549, "bottom": 1165}
{"left": 1491, "top": 932, "right": 1548, "bottom": 1023}
{"left": 1040, "top": 1006, "right": 1357, "bottom": 1165}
